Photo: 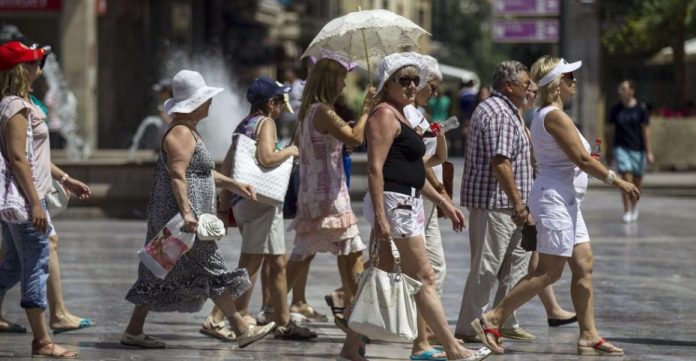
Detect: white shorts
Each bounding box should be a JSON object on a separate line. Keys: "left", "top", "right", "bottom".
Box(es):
{"left": 233, "top": 199, "right": 285, "bottom": 255}
{"left": 528, "top": 184, "right": 589, "bottom": 258}
{"left": 363, "top": 191, "right": 425, "bottom": 239}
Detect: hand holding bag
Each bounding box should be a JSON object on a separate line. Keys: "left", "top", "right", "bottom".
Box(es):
{"left": 347, "top": 240, "right": 422, "bottom": 342}
{"left": 137, "top": 213, "right": 196, "bottom": 279}
{"left": 231, "top": 132, "right": 293, "bottom": 206}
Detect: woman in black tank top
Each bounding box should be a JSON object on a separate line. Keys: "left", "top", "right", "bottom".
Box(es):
{"left": 337, "top": 53, "right": 486, "bottom": 361}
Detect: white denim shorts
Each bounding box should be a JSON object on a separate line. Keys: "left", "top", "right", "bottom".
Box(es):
{"left": 363, "top": 191, "right": 425, "bottom": 239}
{"left": 528, "top": 183, "right": 589, "bottom": 258}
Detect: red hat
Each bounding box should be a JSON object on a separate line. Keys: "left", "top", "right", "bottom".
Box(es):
{"left": 0, "top": 41, "right": 49, "bottom": 71}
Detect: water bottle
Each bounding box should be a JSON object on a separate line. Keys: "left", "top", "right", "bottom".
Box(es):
{"left": 423, "top": 116, "right": 460, "bottom": 137}
{"left": 442, "top": 116, "right": 460, "bottom": 133}
{"left": 591, "top": 138, "right": 602, "bottom": 161}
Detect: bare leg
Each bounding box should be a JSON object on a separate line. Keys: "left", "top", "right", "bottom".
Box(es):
{"left": 483, "top": 253, "right": 566, "bottom": 353}
{"left": 568, "top": 243, "right": 622, "bottom": 352}
{"left": 620, "top": 173, "right": 634, "bottom": 213}
{"left": 529, "top": 251, "right": 576, "bottom": 320}
{"left": 337, "top": 305, "right": 368, "bottom": 361}
{"left": 267, "top": 254, "right": 290, "bottom": 326}
{"left": 125, "top": 305, "right": 150, "bottom": 335}
{"left": 337, "top": 251, "right": 363, "bottom": 303}
{"left": 46, "top": 234, "right": 89, "bottom": 329}
{"left": 211, "top": 289, "right": 254, "bottom": 335}
{"left": 286, "top": 253, "right": 314, "bottom": 306}
{"left": 233, "top": 253, "right": 264, "bottom": 316}
{"left": 260, "top": 260, "right": 271, "bottom": 309}
{"left": 393, "top": 236, "right": 477, "bottom": 360}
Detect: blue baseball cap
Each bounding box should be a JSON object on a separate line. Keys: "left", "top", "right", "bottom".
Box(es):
{"left": 246, "top": 76, "right": 292, "bottom": 105}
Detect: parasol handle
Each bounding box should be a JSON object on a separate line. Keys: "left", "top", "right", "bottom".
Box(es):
{"left": 361, "top": 29, "right": 371, "bottom": 86}
{"left": 358, "top": 6, "right": 371, "bottom": 86}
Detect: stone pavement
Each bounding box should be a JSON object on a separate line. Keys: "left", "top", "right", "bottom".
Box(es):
{"left": 1, "top": 188, "right": 695, "bottom": 360}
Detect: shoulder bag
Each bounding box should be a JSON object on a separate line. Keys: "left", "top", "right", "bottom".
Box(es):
{"left": 347, "top": 240, "right": 422, "bottom": 342}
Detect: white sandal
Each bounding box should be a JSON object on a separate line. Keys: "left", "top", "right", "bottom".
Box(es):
{"left": 236, "top": 321, "right": 275, "bottom": 348}
{"left": 120, "top": 331, "right": 166, "bottom": 348}
{"left": 452, "top": 347, "right": 492, "bottom": 361}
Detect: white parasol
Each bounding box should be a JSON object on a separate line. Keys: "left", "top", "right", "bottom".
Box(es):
{"left": 301, "top": 9, "right": 430, "bottom": 83}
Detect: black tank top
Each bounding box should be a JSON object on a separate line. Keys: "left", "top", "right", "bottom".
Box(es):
{"left": 383, "top": 120, "right": 426, "bottom": 189}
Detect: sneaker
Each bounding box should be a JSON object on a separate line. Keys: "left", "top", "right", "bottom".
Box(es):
{"left": 255, "top": 307, "right": 274, "bottom": 325}
{"left": 622, "top": 211, "right": 633, "bottom": 223}
{"left": 501, "top": 326, "right": 536, "bottom": 340}
{"left": 631, "top": 207, "right": 639, "bottom": 222}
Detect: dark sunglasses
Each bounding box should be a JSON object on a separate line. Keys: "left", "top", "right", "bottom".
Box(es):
{"left": 396, "top": 76, "right": 420, "bottom": 87}
{"left": 563, "top": 72, "right": 575, "bottom": 81}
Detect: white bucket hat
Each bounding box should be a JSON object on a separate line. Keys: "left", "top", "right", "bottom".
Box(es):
{"left": 375, "top": 52, "right": 429, "bottom": 95}
{"left": 163, "top": 70, "right": 224, "bottom": 115}
{"left": 537, "top": 58, "right": 582, "bottom": 87}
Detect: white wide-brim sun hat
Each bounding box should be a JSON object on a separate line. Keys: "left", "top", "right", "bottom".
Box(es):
{"left": 163, "top": 70, "right": 224, "bottom": 115}
{"left": 375, "top": 52, "right": 429, "bottom": 95}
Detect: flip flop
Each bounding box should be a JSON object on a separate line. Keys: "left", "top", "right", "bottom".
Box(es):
{"left": 451, "top": 347, "right": 492, "bottom": 361}
{"left": 0, "top": 322, "right": 27, "bottom": 333}
{"left": 577, "top": 338, "right": 624, "bottom": 356}
{"left": 410, "top": 348, "right": 447, "bottom": 361}
{"left": 470, "top": 318, "right": 503, "bottom": 354}
{"left": 52, "top": 318, "right": 95, "bottom": 335}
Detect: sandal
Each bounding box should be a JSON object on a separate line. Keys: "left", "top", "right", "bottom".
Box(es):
{"left": 291, "top": 303, "right": 328, "bottom": 322}
{"left": 0, "top": 322, "right": 27, "bottom": 333}
{"left": 200, "top": 317, "right": 236, "bottom": 342}
{"left": 120, "top": 331, "right": 166, "bottom": 349}
{"left": 274, "top": 322, "right": 318, "bottom": 340}
{"left": 31, "top": 339, "right": 78, "bottom": 359}
{"left": 577, "top": 338, "right": 624, "bottom": 356}
{"left": 237, "top": 322, "right": 276, "bottom": 348}
{"left": 324, "top": 294, "right": 345, "bottom": 319}
{"left": 470, "top": 317, "right": 503, "bottom": 354}
{"left": 451, "top": 347, "right": 492, "bottom": 361}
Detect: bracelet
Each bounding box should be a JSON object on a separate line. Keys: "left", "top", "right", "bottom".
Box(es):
{"left": 59, "top": 173, "right": 69, "bottom": 184}
{"left": 604, "top": 170, "right": 617, "bottom": 185}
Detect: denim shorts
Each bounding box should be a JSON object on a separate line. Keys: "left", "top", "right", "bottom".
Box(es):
{"left": 0, "top": 200, "right": 52, "bottom": 309}
{"left": 615, "top": 146, "right": 647, "bottom": 176}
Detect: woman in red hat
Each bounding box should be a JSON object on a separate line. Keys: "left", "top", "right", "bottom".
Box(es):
{"left": 0, "top": 40, "right": 80, "bottom": 358}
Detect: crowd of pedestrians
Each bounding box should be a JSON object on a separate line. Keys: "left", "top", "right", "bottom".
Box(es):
{"left": 0, "top": 35, "right": 640, "bottom": 361}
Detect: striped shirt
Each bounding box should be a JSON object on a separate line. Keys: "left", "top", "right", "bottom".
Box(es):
{"left": 460, "top": 91, "right": 532, "bottom": 209}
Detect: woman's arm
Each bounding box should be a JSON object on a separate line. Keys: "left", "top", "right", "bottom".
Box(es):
{"left": 50, "top": 163, "right": 91, "bottom": 200}
{"left": 545, "top": 110, "right": 640, "bottom": 200}
{"left": 424, "top": 134, "right": 447, "bottom": 167}
{"left": 4, "top": 112, "right": 46, "bottom": 232}
{"left": 366, "top": 106, "right": 399, "bottom": 241}
{"left": 315, "top": 88, "right": 375, "bottom": 146}
{"left": 162, "top": 125, "right": 197, "bottom": 232}
{"left": 212, "top": 170, "right": 256, "bottom": 201}
{"left": 421, "top": 178, "right": 465, "bottom": 231}
{"left": 256, "top": 119, "right": 298, "bottom": 167}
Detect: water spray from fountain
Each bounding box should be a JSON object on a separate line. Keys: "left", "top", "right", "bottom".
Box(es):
{"left": 129, "top": 44, "right": 249, "bottom": 161}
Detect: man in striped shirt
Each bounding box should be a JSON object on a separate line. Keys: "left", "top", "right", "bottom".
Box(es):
{"left": 454, "top": 60, "right": 535, "bottom": 341}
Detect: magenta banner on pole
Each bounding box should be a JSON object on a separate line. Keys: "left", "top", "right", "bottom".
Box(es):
{"left": 492, "top": 0, "right": 560, "bottom": 16}
{"left": 492, "top": 19, "right": 560, "bottom": 43}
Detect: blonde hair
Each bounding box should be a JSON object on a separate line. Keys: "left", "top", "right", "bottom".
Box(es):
{"left": 298, "top": 58, "right": 347, "bottom": 121}
{"left": 530, "top": 56, "right": 561, "bottom": 106}
{"left": 0, "top": 63, "right": 30, "bottom": 98}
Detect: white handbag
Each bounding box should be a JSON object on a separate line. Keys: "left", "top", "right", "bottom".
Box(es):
{"left": 231, "top": 132, "right": 293, "bottom": 206}
{"left": 46, "top": 179, "right": 69, "bottom": 216}
{"left": 347, "top": 240, "right": 422, "bottom": 342}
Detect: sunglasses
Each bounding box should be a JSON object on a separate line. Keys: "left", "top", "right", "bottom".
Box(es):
{"left": 396, "top": 76, "right": 420, "bottom": 87}
{"left": 563, "top": 72, "right": 575, "bottom": 81}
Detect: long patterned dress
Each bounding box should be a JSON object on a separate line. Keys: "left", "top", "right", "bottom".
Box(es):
{"left": 288, "top": 103, "right": 365, "bottom": 261}
{"left": 126, "top": 132, "right": 250, "bottom": 312}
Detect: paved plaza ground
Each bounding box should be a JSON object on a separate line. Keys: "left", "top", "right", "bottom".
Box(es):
{"left": 1, "top": 185, "right": 695, "bottom": 360}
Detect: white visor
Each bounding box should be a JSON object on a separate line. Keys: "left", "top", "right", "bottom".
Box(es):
{"left": 537, "top": 59, "right": 582, "bottom": 87}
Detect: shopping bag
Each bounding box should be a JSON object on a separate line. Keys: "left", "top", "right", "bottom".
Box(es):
{"left": 137, "top": 213, "right": 196, "bottom": 279}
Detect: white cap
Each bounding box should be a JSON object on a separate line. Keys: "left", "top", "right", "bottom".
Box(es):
{"left": 537, "top": 58, "right": 582, "bottom": 87}
{"left": 163, "top": 70, "right": 224, "bottom": 115}
{"left": 375, "top": 52, "right": 429, "bottom": 95}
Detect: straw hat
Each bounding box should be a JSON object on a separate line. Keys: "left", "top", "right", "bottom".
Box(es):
{"left": 163, "top": 70, "right": 223, "bottom": 115}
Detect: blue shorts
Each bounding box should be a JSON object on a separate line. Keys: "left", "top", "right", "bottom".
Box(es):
{"left": 615, "top": 146, "right": 646, "bottom": 176}
{"left": 0, "top": 201, "right": 52, "bottom": 309}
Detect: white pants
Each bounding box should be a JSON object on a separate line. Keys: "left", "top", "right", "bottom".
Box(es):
{"left": 455, "top": 208, "right": 531, "bottom": 335}
{"left": 423, "top": 198, "right": 446, "bottom": 296}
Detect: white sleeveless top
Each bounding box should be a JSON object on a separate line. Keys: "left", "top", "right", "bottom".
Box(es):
{"left": 531, "top": 105, "right": 590, "bottom": 194}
